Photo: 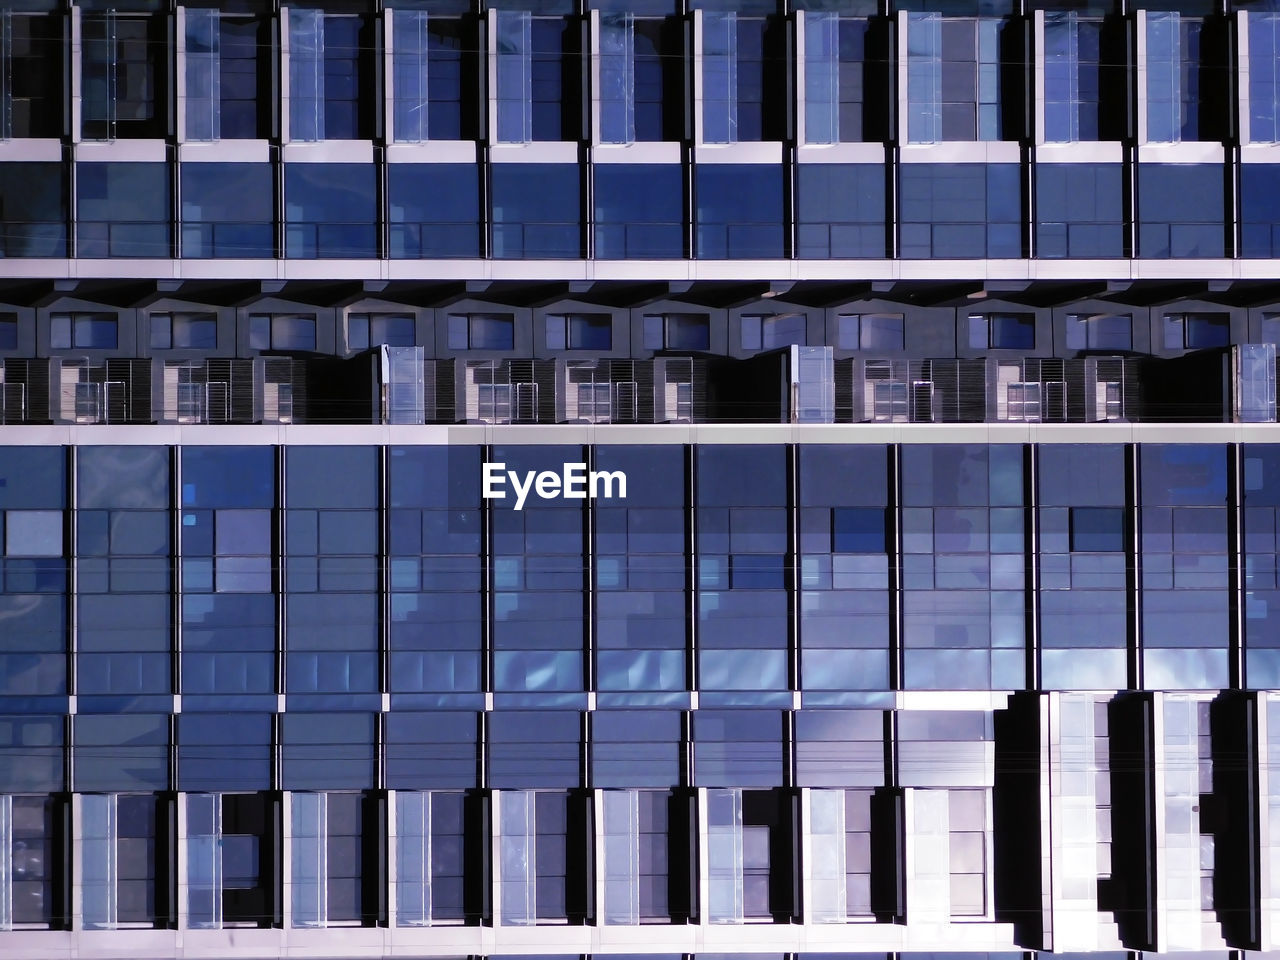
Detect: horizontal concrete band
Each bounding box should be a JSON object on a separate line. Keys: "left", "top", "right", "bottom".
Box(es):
{"left": 1, "top": 421, "right": 1279, "bottom": 445}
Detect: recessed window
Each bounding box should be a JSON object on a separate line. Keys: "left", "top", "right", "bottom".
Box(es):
{"left": 447, "top": 313, "right": 514, "bottom": 350}
{"left": 82, "top": 13, "right": 166, "bottom": 140}
{"left": 248, "top": 313, "right": 316, "bottom": 352}
{"left": 947, "top": 788, "right": 989, "bottom": 918}
{"left": 642, "top": 313, "right": 710, "bottom": 351}
{"left": 152, "top": 313, "right": 218, "bottom": 350}
{"left": 1065, "top": 313, "right": 1131, "bottom": 351}
{"left": 1262, "top": 313, "right": 1280, "bottom": 345}
{"left": 288, "top": 11, "right": 376, "bottom": 141}
{"left": 969, "top": 313, "right": 1035, "bottom": 350}
{"left": 0, "top": 795, "right": 54, "bottom": 927}
{"left": 741, "top": 314, "right": 806, "bottom": 351}
{"left": 837, "top": 313, "right": 904, "bottom": 351}
{"left": 833, "top": 508, "right": 886, "bottom": 553}
{"left": 50, "top": 313, "right": 117, "bottom": 350}
{"left": 1164, "top": 312, "right": 1229, "bottom": 349}
{"left": 348, "top": 313, "right": 415, "bottom": 351}
{"left": 1070, "top": 506, "right": 1125, "bottom": 552}
{"left": 545, "top": 314, "right": 611, "bottom": 351}
{"left": 0, "top": 315, "right": 16, "bottom": 351}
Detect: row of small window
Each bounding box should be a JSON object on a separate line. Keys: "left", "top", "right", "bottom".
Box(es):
{"left": 0, "top": 787, "right": 988, "bottom": 930}
{"left": 0, "top": 158, "right": 1272, "bottom": 260}
{"left": 9, "top": 309, "right": 1258, "bottom": 357}
{"left": 5, "top": 7, "right": 1280, "bottom": 147}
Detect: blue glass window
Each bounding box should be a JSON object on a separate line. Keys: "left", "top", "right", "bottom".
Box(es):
{"left": 702, "top": 13, "right": 783, "bottom": 143}
{"left": 1065, "top": 312, "right": 1132, "bottom": 351}
{"left": 804, "top": 13, "right": 888, "bottom": 144}
{"left": 1070, "top": 507, "right": 1124, "bottom": 552}
{"left": 799, "top": 445, "right": 891, "bottom": 697}
{"left": 693, "top": 709, "right": 783, "bottom": 786}
{"left": 388, "top": 164, "right": 481, "bottom": 259}
{"left": 796, "top": 165, "right": 885, "bottom": 259}
{"left": 447, "top": 313, "right": 514, "bottom": 350}
{"left": 491, "top": 164, "right": 581, "bottom": 259}
{"left": 1146, "top": 12, "right": 1215, "bottom": 143}
{"left": 838, "top": 313, "right": 903, "bottom": 351}
{"left": 289, "top": 11, "right": 374, "bottom": 141}
{"left": 1043, "top": 13, "right": 1102, "bottom": 142}
{"left": 491, "top": 446, "right": 586, "bottom": 704}
{"left": 151, "top": 312, "right": 217, "bottom": 350}
{"left": 900, "top": 445, "right": 1026, "bottom": 691}
{"left": 74, "top": 715, "right": 168, "bottom": 791}
{"left": 392, "top": 11, "right": 472, "bottom": 142}
{"left": 1250, "top": 13, "right": 1280, "bottom": 143}
{"left": 1243, "top": 446, "right": 1280, "bottom": 685}
{"left": 348, "top": 313, "right": 415, "bottom": 350}
{"left": 495, "top": 12, "right": 579, "bottom": 142}
{"left": 907, "top": 14, "right": 1006, "bottom": 143}
{"left": 386, "top": 712, "right": 478, "bottom": 788}
{"left": 1139, "top": 164, "right": 1223, "bottom": 258}
{"left": 794, "top": 710, "right": 885, "bottom": 786}
{"left": 0, "top": 449, "right": 66, "bottom": 705}
{"left": 77, "top": 163, "right": 170, "bottom": 258}
{"left": 545, "top": 314, "right": 611, "bottom": 350}
{"left": 281, "top": 712, "right": 376, "bottom": 790}
{"left": 1242, "top": 164, "right": 1280, "bottom": 258}
{"left": 1140, "top": 445, "right": 1230, "bottom": 690}
{"left": 698, "top": 446, "right": 789, "bottom": 702}
{"left": 248, "top": 313, "right": 316, "bottom": 352}
{"left": 0, "top": 716, "right": 63, "bottom": 792}
{"left": 185, "top": 12, "right": 269, "bottom": 141}
{"left": 1163, "top": 312, "right": 1229, "bottom": 350}
{"left": 600, "top": 15, "right": 681, "bottom": 143}
{"left": 969, "top": 312, "right": 1034, "bottom": 350}
{"left": 77, "top": 447, "right": 171, "bottom": 710}
{"left": 177, "top": 713, "right": 272, "bottom": 791}
{"left": 181, "top": 164, "right": 273, "bottom": 259}
{"left": 490, "top": 711, "right": 580, "bottom": 788}
{"left": 900, "top": 164, "right": 1021, "bottom": 259}
{"left": 284, "top": 163, "right": 377, "bottom": 259}
{"left": 642, "top": 313, "right": 709, "bottom": 352}
{"left": 49, "top": 314, "right": 116, "bottom": 350}
{"left": 592, "top": 710, "right": 682, "bottom": 785}
{"left": 1036, "top": 164, "right": 1124, "bottom": 259}
{"left": 82, "top": 13, "right": 166, "bottom": 140}
{"left": 695, "top": 164, "right": 784, "bottom": 259}
{"left": 285, "top": 448, "right": 379, "bottom": 707}
{"left": 0, "top": 13, "right": 61, "bottom": 140}
{"left": 594, "top": 164, "right": 683, "bottom": 260}
{"left": 0, "top": 163, "right": 65, "bottom": 257}
{"left": 389, "top": 447, "right": 484, "bottom": 704}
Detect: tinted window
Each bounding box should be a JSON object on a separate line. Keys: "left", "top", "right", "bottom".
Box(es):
{"left": 594, "top": 164, "right": 683, "bottom": 259}
{"left": 695, "top": 164, "right": 784, "bottom": 259}
{"left": 796, "top": 165, "right": 885, "bottom": 259}
{"left": 181, "top": 164, "right": 274, "bottom": 259}
{"left": 388, "top": 164, "right": 481, "bottom": 259}
{"left": 283, "top": 163, "right": 377, "bottom": 258}
{"left": 491, "top": 164, "right": 581, "bottom": 259}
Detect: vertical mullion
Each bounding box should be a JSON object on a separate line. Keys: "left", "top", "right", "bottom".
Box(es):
{"left": 521, "top": 13, "right": 533, "bottom": 142}
{"left": 107, "top": 12, "right": 117, "bottom": 139}
{"left": 0, "top": 795, "right": 12, "bottom": 929}
{"left": 1, "top": 13, "right": 12, "bottom": 141}
{"left": 106, "top": 795, "right": 118, "bottom": 928}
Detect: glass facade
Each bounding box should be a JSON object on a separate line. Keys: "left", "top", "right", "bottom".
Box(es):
{"left": 1, "top": 1, "right": 1280, "bottom": 955}
{"left": 0, "top": 3, "right": 1257, "bottom": 262}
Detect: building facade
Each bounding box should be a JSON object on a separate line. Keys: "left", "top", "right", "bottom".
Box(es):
{"left": 1, "top": 1, "right": 1280, "bottom": 959}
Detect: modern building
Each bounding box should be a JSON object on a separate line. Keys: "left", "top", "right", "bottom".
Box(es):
{"left": 0, "top": 1, "right": 1279, "bottom": 959}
